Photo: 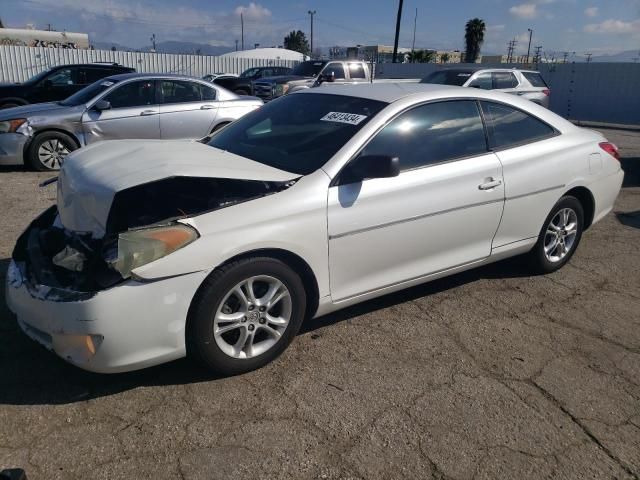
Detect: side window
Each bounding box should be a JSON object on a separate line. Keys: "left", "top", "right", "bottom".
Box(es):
{"left": 84, "top": 68, "right": 114, "bottom": 84}
{"left": 159, "top": 80, "right": 202, "bottom": 104}
{"left": 45, "top": 68, "right": 75, "bottom": 86}
{"left": 522, "top": 72, "right": 548, "bottom": 88}
{"left": 324, "top": 63, "right": 346, "bottom": 80}
{"left": 481, "top": 101, "right": 555, "bottom": 149}
{"left": 492, "top": 72, "right": 518, "bottom": 89}
{"left": 348, "top": 63, "right": 366, "bottom": 79}
{"left": 467, "top": 73, "right": 492, "bottom": 90}
{"left": 104, "top": 80, "right": 155, "bottom": 109}
{"left": 358, "top": 100, "right": 488, "bottom": 171}
{"left": 200, "top": 84, "right": 216, "bottom": 101}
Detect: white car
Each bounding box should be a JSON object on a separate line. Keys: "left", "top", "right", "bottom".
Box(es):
{"left": 7, "top": 84, "right": 624, "bottom": 375}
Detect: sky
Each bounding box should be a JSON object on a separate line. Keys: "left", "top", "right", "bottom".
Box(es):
{"left": 2, "top": 0, "right": 639, "bottom": 56}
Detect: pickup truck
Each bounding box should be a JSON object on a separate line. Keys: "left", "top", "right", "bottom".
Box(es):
{"left": 252, "top": 60, "right": 372, "bottom": 102}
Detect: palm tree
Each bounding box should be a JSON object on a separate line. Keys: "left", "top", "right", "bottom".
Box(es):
{"left": 464, "top": 18, "right": 486, "bottom": 63}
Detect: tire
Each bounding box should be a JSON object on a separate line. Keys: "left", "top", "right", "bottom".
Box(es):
{"left": 187, "top": 257, "right": 307, "bottom": 376}
{"left": 528, "top": 195, "right": 584, "bottom": 274}
{"left": 234, "top": 89, "right": 249, "bottom": 96}
{"left": 26, "top": 131, "right": 78, "bottom": 171}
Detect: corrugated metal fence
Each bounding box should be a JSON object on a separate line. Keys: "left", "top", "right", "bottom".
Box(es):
{"left": 376, "top": 62, "right": 640, "bottom": 126}
{"left": 0, "top": 45, "right": 298, "bottom": 83}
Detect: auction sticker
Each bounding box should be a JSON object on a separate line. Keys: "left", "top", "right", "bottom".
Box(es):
{"left": 321, "top": 112, "right": 367, "bottom": 125}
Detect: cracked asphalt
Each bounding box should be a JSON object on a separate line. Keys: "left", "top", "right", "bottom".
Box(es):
{"left": 0, "top": 128, "right": 639, "bottom": 480}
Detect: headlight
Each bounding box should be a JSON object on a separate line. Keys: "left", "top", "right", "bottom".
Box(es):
{"left": 275, "top": 84, "right": 290, "bottom": 96}
{"left": 0, "top": 118, "right": 27, "bottom": 134}
{"left": 111, "top": 224, "right": 198, "bottom": 278}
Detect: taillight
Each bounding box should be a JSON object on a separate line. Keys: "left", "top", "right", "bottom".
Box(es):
{"left": 543, "top": 89, "right": 551, "bottom": 96}
{"left": 599, "top": 142, "right": 620, "bottom": 161}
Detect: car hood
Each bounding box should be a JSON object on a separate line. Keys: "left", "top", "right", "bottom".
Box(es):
{"left": 0, "top": 102, "right": 70, "bottom": 120}
{"left": 57, "top": 139, "right": 296, "bottom": 238}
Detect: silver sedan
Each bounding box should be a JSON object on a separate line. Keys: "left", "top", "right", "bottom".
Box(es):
{"left": 0, "top": 73, "right": 262, "bottom": 170}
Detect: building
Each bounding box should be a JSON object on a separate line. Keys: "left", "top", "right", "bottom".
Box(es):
{"left": 481, "top": 54, "right": 530, "bottom": 64}
{"left": 434, "top": 50, "right": 462, "bottom": 63}
{"left": 0, "top": 27, "right": 89, "bottom": 49}
{"left": 346, "top": 45, "right": 412, "bottom": 63}
{"left": 219, "top": 47, "right": 308, "bottom": 62}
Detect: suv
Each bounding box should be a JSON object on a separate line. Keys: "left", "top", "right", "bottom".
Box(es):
{"left": 253, "top": 60, "right": 371, "bottom": 102}
{"left": 421, "top": 68, "right": 550, "bottom": 108}
{"left": 213, "top": 66, "right": 292, "bottom": 96}
{"left": 0, "top": 63, "right": 135, "bottom": 109}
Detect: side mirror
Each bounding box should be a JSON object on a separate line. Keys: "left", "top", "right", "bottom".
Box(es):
{"left": 340, "top": 155, "right": 400, "bottom": 184}
{"left": 318, "top": 72, "right": 336, "bottom": 84}
{"left": 93, "top": 100, "right": 111, "bottom": 111}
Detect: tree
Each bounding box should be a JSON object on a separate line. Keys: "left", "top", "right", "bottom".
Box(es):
{"left": 284, "top": 30, "right": 310, "bottom": 56}
{"left": 408, "top": 49, "right": 436, "bottom": 63}
{"left": 440, "top": 52, "right": 451, "bottom": 63}
{"left": 464, "top": 18, "right": 486, "bottom": 63}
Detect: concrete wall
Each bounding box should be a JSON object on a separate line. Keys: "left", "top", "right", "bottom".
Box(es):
{"left": 376, "top": 62, "right": 640, "bottom": 126}
{"left": 0, "top": 45, "right": 298, "bottom": 84}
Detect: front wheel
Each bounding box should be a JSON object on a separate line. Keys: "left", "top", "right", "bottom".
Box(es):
{"left": 26, "top": 131, "right": 78, "bottom": 171}
{"left": 528, "top": 196, "right": 584, "bottom": 273}
{"left": 187, "top": 257, "right": 307, "bottom": 376}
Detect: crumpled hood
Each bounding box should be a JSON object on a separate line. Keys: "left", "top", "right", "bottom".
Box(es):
{"left": 0, "top": 102, "right": 69, "bottom": 120}
{"left": 57, "top": 139, "right": 296, "bottom": 238}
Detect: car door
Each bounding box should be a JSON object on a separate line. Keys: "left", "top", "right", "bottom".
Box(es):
{"left": 81, "top": 79, "right": 160, "bottom": 143}
{"left": 327, "top": 100, "right": 505, "bottom": 301}
{"left": 158, "top": 80, "right": 218, "bottom": 139}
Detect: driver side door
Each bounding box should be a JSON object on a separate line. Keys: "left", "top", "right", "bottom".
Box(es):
{"left": 82, "top": 80, "right": 160, "bottom": 143}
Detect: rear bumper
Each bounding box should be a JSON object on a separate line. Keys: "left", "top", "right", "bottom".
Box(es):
{"left": 591, "top": 168, "right": 625, "bottom": 225}
{"left": 6, "top": 259, "right": 209, "bottom": 373}
{"left": 0, "top": 133, "right": 27, "bottom": 165}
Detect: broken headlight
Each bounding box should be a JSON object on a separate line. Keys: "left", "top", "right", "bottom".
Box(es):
{"left": 111, "top": 224, "right": 198, "bottom": 278}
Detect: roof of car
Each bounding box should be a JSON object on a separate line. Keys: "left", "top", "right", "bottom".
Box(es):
{"left": 297, "top": 82, "right": 471, "bottom": 103}
{"left": 426, "top": 66, "right": 541, "bottom": 74}
{"left": 103, "top": 72, "right": 205, "bottom": 82}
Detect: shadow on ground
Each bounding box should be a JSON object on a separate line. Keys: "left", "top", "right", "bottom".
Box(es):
{"left": 0, "top": 255, "right": 535, "bottom": 407}
{"left": 620, "top": 157, "right": 639, "bottom": 188}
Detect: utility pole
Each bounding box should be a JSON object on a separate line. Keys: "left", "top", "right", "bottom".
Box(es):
{"left": 235, "top": 39, "right": 238, "bottom": 51}
{"left": 533, "top": 45, "right": 542, "bottom": 64}
{"left": 150, "top": 33, "right": 156, "bottom": 52}
{"left": 585, "top": 53, "right": 593, "bottom": 63}
{"left": 392, "top": 0, "right": 404, "bottom": 63}
{"left": 507, "top": 39, "right": 517, "bottom": 63}
{"left": 46, "top": 23, "right": 52, "bottom": 31}
{"left": 241, "top": 13, "right": 244, "bottom": 50}
{"left": 308, "top": 10, "right": 316, "bottom": 58}
{"left": 411, "top": 8, "right": 417, "bottom": 54}
{"left": 526, "top": 28, "right": 533, "bottom": 64}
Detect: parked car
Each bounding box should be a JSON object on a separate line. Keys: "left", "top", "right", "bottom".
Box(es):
{"left": 0, "top": 73, "right": 262, "bottom": 170}
{"left": 0, "top": 63, "right": 135, "bottom": 109}
{"left": 7, "top": 84, "right": 623, "bottom": 375}
{"left": 253, "top": 60, "right": 371, "bottom": 102}
{"left": 202, "top": 73, "right": 238, "bottom": 83}
{"left": 213, "top": 66, "right": 292, "bottom": 96}
{"left": 421, "top": 68, "right": 551, "bottom": 107}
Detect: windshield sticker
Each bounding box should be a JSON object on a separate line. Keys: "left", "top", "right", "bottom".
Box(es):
{"left": 321, "top": 112, "right": 367, "bottom": 125}
{"left": 100, "top": 81, "right": 115, "bottom": 87}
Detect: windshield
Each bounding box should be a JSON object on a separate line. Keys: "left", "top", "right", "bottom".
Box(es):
{"left": 59, "top": 79, "right": 119, "bottom": 106}
{"left": 291, "top": 61, "right": 326, "bottom": 77}
{"left": 25, "top": 69, "right": 50, "bottom": 84}
{"left": 240, "top": 68, "right": 260, "bottom": 78}
{"left": 421, "top": 70, "right": 474, "bottom": 86}
{"left": 207, "top": 93, "right": 387, "bottom": 175}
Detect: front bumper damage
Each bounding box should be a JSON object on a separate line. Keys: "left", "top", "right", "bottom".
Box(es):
{"left": 0, "top": 133, "right": 28, "bottom": 166}
{"left": 6, "top": 206, "right": 209, "bottom": 373}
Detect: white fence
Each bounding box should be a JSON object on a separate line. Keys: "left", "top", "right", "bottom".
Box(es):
{"left": 0, "top": 45, "right": 299, "bottom": 83}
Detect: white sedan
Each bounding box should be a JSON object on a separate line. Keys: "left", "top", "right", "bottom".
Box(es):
{"left": 7, "top": 84, "right": 624, "bottom": 375}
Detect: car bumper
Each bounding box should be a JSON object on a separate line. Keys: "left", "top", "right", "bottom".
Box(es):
{"left": 0, "top": 133, "right": 28, "bottom": 165}
{"left": 6, "top": 259, "right": 209, "bottom": 373}
{"left": 591, "top": 167, "right": 625, "bottom": 225}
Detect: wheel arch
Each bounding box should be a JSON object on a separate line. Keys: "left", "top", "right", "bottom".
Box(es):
{"left": 564, "top": 186, "right": 595, "bottom": 229}
{"left": 28, "top": 127, "right": 81, "bottom": 149}
{"left": 0, "top": 97, "right": 28, "bottom": 108}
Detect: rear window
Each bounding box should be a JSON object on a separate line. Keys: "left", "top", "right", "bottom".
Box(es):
{"left": 522, "top": 72, "right": 548, "bottom": 88}
{"left": 207, "top": 93, "right": 387, "bottom": 175}
{"left": 421, "top": 70, "right": 474, "bottom": 86}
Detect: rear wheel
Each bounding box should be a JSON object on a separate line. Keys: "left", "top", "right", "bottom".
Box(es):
{"left": 528, "top": 196, "right": 584, "bottom": 273}
{"left": 187, "top": 257, "right": 307, "bottom": 376}
{"left": 26, "top": 131, "right": 78, "bottom": 171}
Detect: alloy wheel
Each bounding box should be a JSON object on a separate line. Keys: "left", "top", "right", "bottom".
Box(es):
{"left": 213, "top": 275, "right": 292, "bottom": 359}
{"left": 38, "top": 139, "right": 70, "bottom": 169}
{"left": 544, "top": 208, "right": 578, "bottom": 263}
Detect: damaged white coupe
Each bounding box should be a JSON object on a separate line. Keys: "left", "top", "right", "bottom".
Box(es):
{"left": 7, "top": 84, "right": 623, "bottom": 375}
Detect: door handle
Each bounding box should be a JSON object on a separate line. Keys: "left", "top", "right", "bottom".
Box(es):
{"left": 200, "top": 104, "right": 216, "bottom": 110}
{"left": 478, "top": 178, "right": 502, "bottom": 190}
{"left": 140, "top": 110, "right": 157, "bottom": 116}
